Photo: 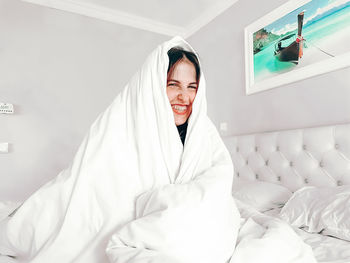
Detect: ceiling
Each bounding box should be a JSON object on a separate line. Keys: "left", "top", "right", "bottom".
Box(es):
{"left": 21, "top": 0, "right": 238, "bottom": 38}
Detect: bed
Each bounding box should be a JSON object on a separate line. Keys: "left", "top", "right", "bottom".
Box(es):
{"left": 224, "top": 122, "right": 350, "bottom": 263}
{"left": 1, "top": 123, "right": 350, "bottom": 263}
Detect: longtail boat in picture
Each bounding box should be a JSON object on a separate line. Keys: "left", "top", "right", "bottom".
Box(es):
{"left": 274, "top": 12, "right": 305, "bottom": 64}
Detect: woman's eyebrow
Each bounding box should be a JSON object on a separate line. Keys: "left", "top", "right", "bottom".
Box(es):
{"left": 167, "top": 79, "right": 198, "bottom": 85}
{"left": 167, "top": 79, "right": 180, "bottom": 83}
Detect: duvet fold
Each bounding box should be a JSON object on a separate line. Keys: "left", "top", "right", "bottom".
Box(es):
{"left": 230, "top": 200, "right": 317, "bottom": 263}
{"left": 107, "top": 173, "right": 240, "bottom": 263}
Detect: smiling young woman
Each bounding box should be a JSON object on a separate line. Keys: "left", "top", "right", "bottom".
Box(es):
{"left": 166, "top": 47, "right": 201, "bottom": 144}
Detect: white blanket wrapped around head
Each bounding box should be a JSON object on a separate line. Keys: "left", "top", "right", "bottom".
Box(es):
{"left": 1, "top": 36, "right": 240, "bottom": 263}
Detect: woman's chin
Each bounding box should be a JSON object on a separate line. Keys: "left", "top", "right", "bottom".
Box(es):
{"left": 174, "top": 116, "right": 187, "bottom": 126}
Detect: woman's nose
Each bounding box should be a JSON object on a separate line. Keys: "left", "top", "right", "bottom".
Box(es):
{"left": 177, "top": 89, "right": 189, "bottom": 102}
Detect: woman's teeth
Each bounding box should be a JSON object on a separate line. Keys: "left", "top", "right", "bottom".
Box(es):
{"left": 174, "top": 105, "right": 187, "bottom": 112}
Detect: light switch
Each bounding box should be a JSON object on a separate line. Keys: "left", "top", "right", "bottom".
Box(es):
{"left": 0, "top": 143, "right": 9, "bottom": 153}
{"left": 220, "top": 122, "right": 228, "bottom": 132}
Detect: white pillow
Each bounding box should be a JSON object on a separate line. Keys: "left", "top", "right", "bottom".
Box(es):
{"left": 232, "top": 178, "right": 293, "bottom": 212}
{"left": 279, "top": 185, "right": 350, "bottom": 241}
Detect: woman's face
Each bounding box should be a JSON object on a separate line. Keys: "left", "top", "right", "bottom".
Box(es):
{"left": 166, "top": 59, "right": 198, "bottom": 126}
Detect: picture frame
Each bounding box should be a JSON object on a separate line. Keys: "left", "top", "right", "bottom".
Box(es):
{"left": 244, "top": 0, "right": 350, "bottom": 95}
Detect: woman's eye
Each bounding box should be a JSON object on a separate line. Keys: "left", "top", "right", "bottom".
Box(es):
{"left": 188, "top": 86, "right": 197, "bottom": 90}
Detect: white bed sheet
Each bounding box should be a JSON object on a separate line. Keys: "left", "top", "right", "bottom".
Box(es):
{"left": 2, "top": 203, "right": 350, "bottom": 263}
{"left": 264, "top": 207, "right": 350, "bottom": 263}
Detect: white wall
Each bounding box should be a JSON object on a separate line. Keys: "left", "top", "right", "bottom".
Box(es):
{"left": 188, "top": 0, "right": 350, "bottom": 136}
{"left": 0, "top": 0, "right": 167, "bottom": 201}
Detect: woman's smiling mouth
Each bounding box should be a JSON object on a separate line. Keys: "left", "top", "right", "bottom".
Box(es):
{"left": 172, "top": 104, "right": 188, "bottom": 115}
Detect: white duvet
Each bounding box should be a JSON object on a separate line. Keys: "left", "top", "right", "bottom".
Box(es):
{"left": 107, "top": 174, "right": 239, "bottom": 263}
{"left": 0, "top": 36, "right": 317, "bottom": 263}
{"left": 231, "top": 200, "right": 317, "bottom": 263}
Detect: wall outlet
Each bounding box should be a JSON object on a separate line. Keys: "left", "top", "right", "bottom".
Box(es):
{"left": 0, "top": 143, "right": 9, "bottom": 153}
{"left": 0, "top": 103, "right": 14, "bottom": 114}
{"left": 220, "top": 122, "right": 228, "bottom": 132}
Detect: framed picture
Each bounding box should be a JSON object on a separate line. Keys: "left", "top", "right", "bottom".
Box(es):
{"left": 244, "top": 0, "right": 350, "bottom": 95}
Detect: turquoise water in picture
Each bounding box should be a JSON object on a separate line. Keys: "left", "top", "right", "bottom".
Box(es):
{"left": 254, "top": 2, "right": 350, "bottom": 82}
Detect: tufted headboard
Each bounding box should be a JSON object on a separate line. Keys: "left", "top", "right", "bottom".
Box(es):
{"left": 223, "top": 123, "right": 350, "bottom": 192}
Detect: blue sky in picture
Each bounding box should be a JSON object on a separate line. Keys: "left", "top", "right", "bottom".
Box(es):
{"left": 265, "top": 0, "right": 350, "bottom": 36}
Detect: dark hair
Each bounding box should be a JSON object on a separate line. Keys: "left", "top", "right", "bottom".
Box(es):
{"left": 167, "top": 47, "right": 201, "bottom": 82}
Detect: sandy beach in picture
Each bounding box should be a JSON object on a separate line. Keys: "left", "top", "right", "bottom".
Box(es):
{"left": 299, "top": 26, "right": 350, "bottom": 68}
